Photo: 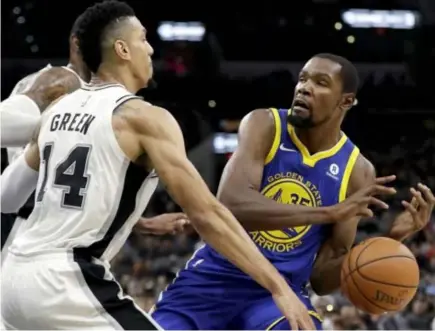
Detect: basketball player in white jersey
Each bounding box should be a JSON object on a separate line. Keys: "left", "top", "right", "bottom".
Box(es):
{"left": 0, "top": 15, "right": 90, "bottom": 264}
{"left": 0, "top": 14, "right": 89, "bottom": 148}
{"left": 0, "top": 13, "right": 187, "bottom": 265}
{"left": 1, "top": 1, "right": 321, "bottom": 329}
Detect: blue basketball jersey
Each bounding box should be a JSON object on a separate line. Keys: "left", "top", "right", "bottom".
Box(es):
{"left": 194, "top": 108, "right": 360, "bottom": 290}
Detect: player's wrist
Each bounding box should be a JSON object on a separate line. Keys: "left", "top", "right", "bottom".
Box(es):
{"left": 264, "top": 272, "right": 292, "bottom": 296}
{"left": 323, "top": 206, "right": 339, "bottom": 223}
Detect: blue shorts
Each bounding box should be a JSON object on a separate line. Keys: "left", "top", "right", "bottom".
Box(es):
{"left": 151, "top": 269, "right": 323, "bottom": 330}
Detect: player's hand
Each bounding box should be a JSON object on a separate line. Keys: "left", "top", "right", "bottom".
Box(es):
{"left": 272, "top": 291, "right": 315, "bottom": 330}
{"left": 331, "top": 175, "right": 397, "bottom": 222}
{"left": 389, "top": 183, "right": 434, "bottom": 242}
{"left": 134, "top": 213, "right": 190, "bottom": 235}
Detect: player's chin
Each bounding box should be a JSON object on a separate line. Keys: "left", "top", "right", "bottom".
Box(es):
{"left": 141, "top": 72, "right": 153, "bottom": 88}
{"left": 287, "top": 114, "right": 314, "bottom": 128}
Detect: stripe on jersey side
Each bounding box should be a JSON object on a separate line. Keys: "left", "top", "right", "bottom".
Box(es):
{"left": 80, "top": 83, "right": 125, "bottom": 91}
{"left": 74, "top": 94, "right": 147, "bottom": 259}
{"left": 75, "top": 162, "right": 149, "bottom": 259}
{"left": 72, "top": 252, "right": 160, "bottom": 330}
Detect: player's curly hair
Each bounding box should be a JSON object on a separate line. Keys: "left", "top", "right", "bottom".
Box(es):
{"left": 75, "top": 0, "right": 135, "bottom": 73}
{"left": 314, "top": 53, "right": 359, "bottom": 94}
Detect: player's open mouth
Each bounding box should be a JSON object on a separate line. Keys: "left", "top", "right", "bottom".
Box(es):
{"left": 292, "top": 99, "right": 310, "bottom": 112}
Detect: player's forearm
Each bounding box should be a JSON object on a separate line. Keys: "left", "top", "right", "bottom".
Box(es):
{"left": 219, "top": 189, "right": 334, "bottom": 230}
{"left": 1, "top": 153, "right": 38, "bottom": 213}
{"left": 0, "top": 95, "right": 41, "bottom": 147}
{"left": 192, "top": 202, "right": 290, "bottom": 295}
{"left": 310, "top": 255, "right": 345, "bottom": 295}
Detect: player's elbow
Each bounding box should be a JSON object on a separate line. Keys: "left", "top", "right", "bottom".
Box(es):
{"left": 218, "top": 186, "right": 244, "bottom": 214}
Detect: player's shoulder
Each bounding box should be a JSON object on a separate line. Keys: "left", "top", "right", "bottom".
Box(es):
{"left": 116, "top": 99, "right": 179, "bottom": 134}
{"left": 239, "top": 108, "right": 276, "bottom": 136}
{"left": 242, "top": 108, "right": 275, "bottom": 125}
{"left": 40, "top": 66, "right": 81, "bottom": 84}
{"left": 347, "top": 153, "right": 376, "bottom": 195}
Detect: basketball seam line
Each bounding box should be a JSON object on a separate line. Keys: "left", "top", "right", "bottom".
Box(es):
{"left": 342, "top": 237, "right": 382, "bottom": 284}
{"left": 356, "top": 255, "right": 418, "bottom": 288}
{"left": 348, "top": 243, "right": 393, "bottom": 312}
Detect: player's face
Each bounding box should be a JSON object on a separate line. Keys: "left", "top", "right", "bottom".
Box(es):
{"left": 123, "top": 17, "right": 154, "bottom": 87}
{"left": 288, "top": 57, "right": 345, "bottom": 129}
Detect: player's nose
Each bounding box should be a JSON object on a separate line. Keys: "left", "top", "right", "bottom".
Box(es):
{"left": 297, "top": 85, "right": 312, "bottom": 97}
{"left": 147, "top": 42, "right": 154, "bottom": 56}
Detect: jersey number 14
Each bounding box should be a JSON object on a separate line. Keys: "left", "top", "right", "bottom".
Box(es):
{"left": 36, "top": 143, "right": 91, "bottom": 209}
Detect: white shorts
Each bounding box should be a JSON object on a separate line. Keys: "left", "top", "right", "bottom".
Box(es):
{"left": 1, "top": 250, "right": 161, "bottom": 330}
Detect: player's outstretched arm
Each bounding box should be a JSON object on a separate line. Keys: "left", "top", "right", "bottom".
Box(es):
{"left": 217, "top": 109, "right": 395, "bottom": 230}
{"left": 310, "top": 155, "right": 375, "bottom": 295}
{"left": 128, "top": 100, "right": 315, "bottom": 330}
{"left": 1, "top": 67, "right": 81, "bottom": 147}
{"left": 130, "top": 101, "right": 286, "bottom": 291}
{"left": 0, "top": 138, "right": 40, "bottom": 213}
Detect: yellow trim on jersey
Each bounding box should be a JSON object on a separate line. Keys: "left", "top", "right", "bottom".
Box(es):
{"left": 338, "top": 146, "right": 360, "bottom": 202}
{"left": 265, "top": 310, "right": 323, "bottom": 330}
{"left": 286, "top": 109, "right": 348, "bottom": 167}
{"left": 264, "top": 108, "right": 282, "bottom": 165}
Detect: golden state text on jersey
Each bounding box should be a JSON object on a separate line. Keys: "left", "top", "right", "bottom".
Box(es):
{"left": 192, "top": 108, "right": 360, "bottom": 289}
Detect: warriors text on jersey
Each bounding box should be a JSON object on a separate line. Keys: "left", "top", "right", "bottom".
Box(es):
{"left": 197, "top": 107, "right": 360, "bottom": 288}
{"left": 9, "top": 84, "right": 159, "bottom": 261}
{"left": 151, "top": 107, "right": 360, "bottom": 330}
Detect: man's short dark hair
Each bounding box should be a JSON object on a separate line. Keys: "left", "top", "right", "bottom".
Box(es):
{"left": 75, "top": 0, "right": 135, "bottom": 73}
{"left": 313, "top": 53, "right": 359, "bottom": 94}
{"left": 70, "top": 13, "right": 84, "bottom": 37}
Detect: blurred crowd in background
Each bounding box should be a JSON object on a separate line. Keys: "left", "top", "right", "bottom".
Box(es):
{"left": 2, "top": 0, "right": 434, "bottom": 329}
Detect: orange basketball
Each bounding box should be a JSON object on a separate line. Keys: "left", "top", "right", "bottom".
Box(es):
{"left": 340, "top": 237, "right": 419, "bottom": 315}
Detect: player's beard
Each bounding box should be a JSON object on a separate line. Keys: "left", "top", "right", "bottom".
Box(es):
{"left": 287, "top": 112, "right": 315, "bottom": 128}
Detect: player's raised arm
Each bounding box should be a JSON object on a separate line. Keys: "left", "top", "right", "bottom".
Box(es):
{"left": 126, "top": 99, "right": 315, "bottom": 330}
{"left": 217, "top": 109, "right": 395, "bottom": 230}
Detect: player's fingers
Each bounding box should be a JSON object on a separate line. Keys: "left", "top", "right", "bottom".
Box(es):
{"left": 298, "top": 319, "right": 310, "bottom": 330}
{"left": 410, "top": 196, "right": 419, "bottom": 208}
{"left": 410, "top": 188, "right": 427, "bottom": 209}
{"left": 368, "top": 196, "right": 389, "bottom": 209}
{"left": 375, "top": 175, "right": 396, "bottom": 184}
{"left": 369, "top": 184, "right": 397, "bottom": 196}
{"left": 357, "top": 207, "right": 373, "bottom": 218}
{"left": 288, "top": 317, "right": 299, "bottom": 331}
{"left": 172, "top": 213, "right": 188, "bottom": 220}
{"left": 302, "top": 314, "right": 315, "bottom": 330}
{"left": 418, "top": 183, "right": 435, "bottom": 205}
{"left": 174, "top": 219, "right": 187, "bottom": 231}
{"left": 402, "top": 200, "right": 418, "bottom": 216}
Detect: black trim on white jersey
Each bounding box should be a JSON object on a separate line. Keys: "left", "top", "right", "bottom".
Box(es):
{"left": 73, "top": 251, "right": 159, "bottom": 330}
{"left": 81, "top": 83, "right": 125, "bottom": 91}
{"left": 75, "top": 162, "right": 149, "bottom": 259}
{"left": 1, "top": 213, "right": 17, "bottom": 250}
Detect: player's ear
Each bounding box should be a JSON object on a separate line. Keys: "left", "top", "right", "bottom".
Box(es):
{"left": 341, "top": 93, "right": 355, "bottom": 112}
{"left": 113, "top": 39, "right": 131, "bottom": 61}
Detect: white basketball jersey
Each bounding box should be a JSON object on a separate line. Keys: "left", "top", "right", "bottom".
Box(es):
{"left": 7, "top": 65, "right": 84, "bottom": 163}
{"left": 9, "top": 84, "right": 159, "bottom": 261}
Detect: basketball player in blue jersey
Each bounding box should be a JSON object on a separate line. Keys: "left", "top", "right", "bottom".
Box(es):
{"left": 152, "top": 53, "right": 434, "bottom": 330}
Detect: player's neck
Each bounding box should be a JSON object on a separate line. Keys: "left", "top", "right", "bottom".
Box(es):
{"left": 96, "top": 63, "right": 141, "bottom": 94}
{"left": 67, "top": 62, "right": 90, "bottom": 83}
{"left": 294, "top": 123, "right": 342, "bottom": 155}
